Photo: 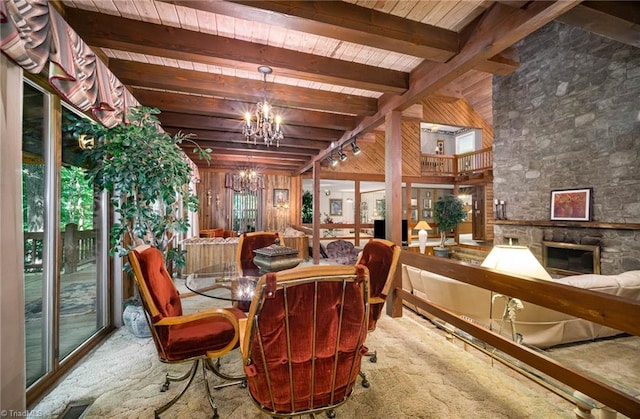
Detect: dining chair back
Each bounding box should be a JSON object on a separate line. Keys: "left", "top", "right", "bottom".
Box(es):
{"left": 241, "top": 265, "right": 370, "bottom": 417}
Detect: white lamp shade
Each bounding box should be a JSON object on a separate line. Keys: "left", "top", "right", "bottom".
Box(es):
{"left": 481, "top": 245, "right": 552, "bottom": 281}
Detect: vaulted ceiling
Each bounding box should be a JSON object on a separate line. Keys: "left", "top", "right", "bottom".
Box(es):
{"left": 57, "top": 1, "right": 639, "bottom": 175}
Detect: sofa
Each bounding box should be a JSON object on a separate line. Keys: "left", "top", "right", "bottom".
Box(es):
{"left": 401, "top": 264, "right": 640, "bottom": 348}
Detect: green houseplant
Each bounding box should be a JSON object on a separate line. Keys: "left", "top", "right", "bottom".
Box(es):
{"left": 75, "top": 106, "right": 210, "bottom": 271}
{"left": 432, "top": 194, "right": 467, "bottom": 257}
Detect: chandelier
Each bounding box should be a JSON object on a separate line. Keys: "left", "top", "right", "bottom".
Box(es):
{"left": 225, "top": 163, "right": 264, "bottom": 193}
{"left": 243, "top": 66, "right": 284, "bottom": 147}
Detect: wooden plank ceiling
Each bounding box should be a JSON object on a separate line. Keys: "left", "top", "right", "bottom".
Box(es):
{"left": 57, "top": 0, "right": 637, "bottom": 174}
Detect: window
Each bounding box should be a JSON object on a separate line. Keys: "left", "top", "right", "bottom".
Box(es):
{"left": 232, "top": 190, "right": 261, "bottom": 233}
{"left": 455, "top": 131, "right": 475, "bottom": 154}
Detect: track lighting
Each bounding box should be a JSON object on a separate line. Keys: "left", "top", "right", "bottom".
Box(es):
{"left": 351, "top": 141, "right": 361, "bottom": 155}
{"left": 327, "top": 155, "right": 337, "bottom": 167}
{"left": 338, "top": 148, "right": 347, "bottom": 161}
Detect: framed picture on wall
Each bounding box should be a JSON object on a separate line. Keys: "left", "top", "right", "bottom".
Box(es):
{"left": 329, "top": 199, "right": 343, "bottom": 216}
{"left": 550, "top": 188, "right": 592, "bottom": 221}
{"left": 273, "top": 189, "right": 289, "bottom": 207}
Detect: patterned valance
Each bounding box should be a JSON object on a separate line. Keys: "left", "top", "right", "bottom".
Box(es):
{"left": 0, "top": 0, "right": 138, "bottom": 127}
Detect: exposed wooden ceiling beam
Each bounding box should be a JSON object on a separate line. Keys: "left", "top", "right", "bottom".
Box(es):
{"left": 298, "top": 0, "right": 581, "bottom": 173}
{"left": 109, "top": 59, "right": 378, "bottom": 116}
{"left": 164, "top": 0, "right": 458, "bottom": 61}
{"left": 130, "top": 88, "right": 357, "bottom": 131}
{"left": 181, "top": 149, "right": 307, "bottom": 171}
{"left": 158, "top": 112, "right": 342, "bottom": 141}
{"left": 166, "top": 129, "right": 329, "bottom": 151}
{"left": 192, "top": 143, "right": 317, "bottom": 158}
{"left": 556, "top": 1, "right": 640, "bottom": 48}
{"left": 160, "top": 0, "right": 520, "bottom": 77}
{"left": 62, "top": 7, "right": 409, "bottom": 94}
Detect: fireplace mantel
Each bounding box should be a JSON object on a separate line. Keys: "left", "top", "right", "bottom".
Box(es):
{"left": 494, "top": 220, "right": 640, "bottom": 230}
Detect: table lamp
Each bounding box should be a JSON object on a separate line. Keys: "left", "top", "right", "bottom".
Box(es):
{"left": 481, "top": 245, "right": 551, "bottom": 341}
{"left": 413, "top": 221, "right": 432, "bottom": 254}
{"left": 480, "top": 245, "right": 551, "bottom": 281}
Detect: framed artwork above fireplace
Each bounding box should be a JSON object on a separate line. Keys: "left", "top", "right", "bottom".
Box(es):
{"left": 550, "top": 188, "right": 592, "bottom": 221}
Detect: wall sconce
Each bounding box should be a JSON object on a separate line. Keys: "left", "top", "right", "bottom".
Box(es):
{"left": 215, "top": 193, "right": 220, "bottom": 208}
{"left": 77, "top": 134, "right": 94, "bottom": 150}
{"left": 206, "top": 190, "right": 212, "bottom": 206}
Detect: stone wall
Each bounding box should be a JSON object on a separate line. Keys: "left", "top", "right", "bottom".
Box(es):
{"left": 492, "top": 22, "right": 640, "bottom": 274}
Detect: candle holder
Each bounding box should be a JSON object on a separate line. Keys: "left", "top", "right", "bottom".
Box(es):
{"left": 494, "top": 199, "right": 507, "bottom": 220}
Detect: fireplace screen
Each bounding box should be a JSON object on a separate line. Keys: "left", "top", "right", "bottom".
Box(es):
{"left": 542, "top": 241, "right": 600, "bottom": 275}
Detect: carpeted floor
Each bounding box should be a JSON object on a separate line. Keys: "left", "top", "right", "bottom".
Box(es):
{"left": 31, "top": 291, "right": 593, "bottom": 419}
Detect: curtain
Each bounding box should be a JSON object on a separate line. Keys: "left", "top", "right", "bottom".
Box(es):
{"left": 0, "top": 0, "right": 138, "bottom": 128}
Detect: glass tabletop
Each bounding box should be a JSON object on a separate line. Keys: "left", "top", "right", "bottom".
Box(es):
{"left": 185, "top": 265, "right": 259, "bottom": 307}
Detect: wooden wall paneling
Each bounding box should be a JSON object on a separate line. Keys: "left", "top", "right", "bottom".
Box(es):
{"left": 401, "top": 119, "right": 422, "bottom": 177}
{"left": 264, "top": 173, "right": 292, "bottom": 232}
{"left": 485, "top": 182, "right": 495, "bottom": 241}
{"left": 197, "top": 170, "right": 228, "bottom": 231}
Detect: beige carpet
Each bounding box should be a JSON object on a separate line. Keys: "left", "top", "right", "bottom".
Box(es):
{"left": 31, "top": 291, "right": 599, "bottom": 419}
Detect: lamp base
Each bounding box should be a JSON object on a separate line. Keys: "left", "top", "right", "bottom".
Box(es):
{"left": 418, "top": 229, "right": 428, "bottom": 254}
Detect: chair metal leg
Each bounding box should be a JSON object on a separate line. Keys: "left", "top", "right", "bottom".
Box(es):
{"left": 364, "top": 349, "right": 377, "bottom": 363}
{"left": 204, "top": 358, "right": 247, "bottom": 388}
{"left": 201, "top": 361, "right": 220, "bottom": 419}
{"left": 155, "top": 360, "right": 200, "bottom": 418}
{"left": 359, "top": 370, "right": 370, "bottom": 388}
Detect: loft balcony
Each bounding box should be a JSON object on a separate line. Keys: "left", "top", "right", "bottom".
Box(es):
{"left": 421, "top": 147, "right": 493, "bottom": 180}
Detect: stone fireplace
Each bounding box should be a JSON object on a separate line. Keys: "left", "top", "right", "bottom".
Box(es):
{"left": 542, "top": 241, "right": 600, "bottom": 276}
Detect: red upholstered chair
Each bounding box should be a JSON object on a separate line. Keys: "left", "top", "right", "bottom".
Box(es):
{"left": 128, "top": 245, "right": 246, "bottom": 419}
{"left": 236, "top": 231, "right": 285, "bottom": 276}
{"left": 355, "top": 239, "right": 400, "bottom": 387}
{"left": 240, "top": 265, "right": 370, "bottom": 418}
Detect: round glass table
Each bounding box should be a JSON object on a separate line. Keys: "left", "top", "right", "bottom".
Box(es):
{"left": 185, "top": 267, "right": 259, "bottom": 312}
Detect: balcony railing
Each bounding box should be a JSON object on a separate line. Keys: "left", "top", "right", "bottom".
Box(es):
{"left": 24, "top": 223, "right": 96, "bottom": 273}
{"left": 421, "top": 147, "right": 493, "bottom": 176}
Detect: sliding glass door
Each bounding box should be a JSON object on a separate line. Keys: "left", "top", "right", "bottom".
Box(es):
{"left": 23, "top": 79, "right": 109, "bottom": 392}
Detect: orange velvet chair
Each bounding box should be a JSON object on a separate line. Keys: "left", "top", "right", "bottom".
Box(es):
{"left": 241, "top": 265, "right": 370, "bottom": 418}
{"left": 236, "top": 231, "right": 285, "bottom": 276}
{"left": 355, "top": 239, "right": 400, "bottom": 387}
{"left": 128, "top": 245, "right": 246, "bottom": 418}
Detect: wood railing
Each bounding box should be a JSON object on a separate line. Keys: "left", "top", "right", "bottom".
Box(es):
{"left": 24, "top": 224, "right": 96, "bottom": 273}
{"left": 421, "top": 147, "right": 493, "bottom": 176}
{"left": 389, "top": 250, "right": 640, "bottom": 418}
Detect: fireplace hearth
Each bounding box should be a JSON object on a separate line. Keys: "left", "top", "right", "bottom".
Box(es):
{"left": 542, "top": 241, "right": 600, "bottom": 276}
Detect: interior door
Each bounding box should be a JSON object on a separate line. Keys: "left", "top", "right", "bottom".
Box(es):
{"left": 472, "top": 187, "right": 485, "bottom": 240}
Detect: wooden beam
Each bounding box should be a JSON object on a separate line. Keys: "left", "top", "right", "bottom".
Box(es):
{"left": 130, "top": 88, "right": 357, "bottom": 131}
{"left": 183, "top": 140, "right": 320, "bottom": 157}
{"left": 109, "top": 59, "right": 377, "bottom": 116}
{"left": 167, "top": 0, "right": 459, "bottom": 62}
{"left": 299, "top": 1, "right": 581, "bottom": 173}
{"left": 160, "top": 113, "right": 340, "bottom": 143}
{"left": 556, "top": 1, "right": 640, "bottom": 48}
{"left": 63, "top": 7, "right": 408, "bottom": 94}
